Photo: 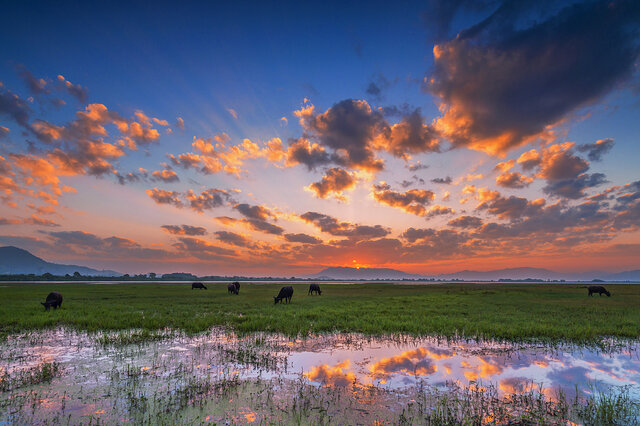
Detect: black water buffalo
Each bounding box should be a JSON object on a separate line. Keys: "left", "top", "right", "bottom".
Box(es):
{"left": 228, "top": 283, "right": 239, "bottom": 295}
{"left": 274, "top": 286, "right": 293, "bottom": 304}
{"left": 42, "top": 292, "right": 63, "bottom": 310}
{"left": 232, "top": 281, "right": 240, "bottom": 293}
{"left": 588, "top": 285, "right": 611, "bottom": 297}
{"left": 192, "top": 282, "right": 207, "bottom": 290}
{"left": 308, "top": 283, "right": 322, "bottom": 295}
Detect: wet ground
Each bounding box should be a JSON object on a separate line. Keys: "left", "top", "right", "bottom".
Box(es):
{"left": 1, "top": 329, "right": 638, "bottom": 424}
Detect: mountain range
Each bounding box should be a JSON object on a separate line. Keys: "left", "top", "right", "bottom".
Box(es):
{"left": 0, "top": 246, "right": 120, "bottom": 276}
{"left": 307, "top": 266, "right": 640, "bottom": 282}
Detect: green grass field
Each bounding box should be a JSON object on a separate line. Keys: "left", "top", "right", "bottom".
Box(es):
{"left": 1, "top": 282, "right": 638, "bottom": 342}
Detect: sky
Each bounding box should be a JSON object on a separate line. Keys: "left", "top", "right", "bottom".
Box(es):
{"left": 0, "top": 0, "right": 639, "bottom": 276}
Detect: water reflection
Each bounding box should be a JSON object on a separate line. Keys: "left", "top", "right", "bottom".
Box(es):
{"left": 1, "top": 329, "right": 639, "bottom": 423}
{"left": 294, "top": 339, "right": 640, "bottom": 399}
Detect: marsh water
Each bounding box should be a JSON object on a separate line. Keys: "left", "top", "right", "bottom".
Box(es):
{"left": 1, "top": 329, "right": 638, "bottom": 424}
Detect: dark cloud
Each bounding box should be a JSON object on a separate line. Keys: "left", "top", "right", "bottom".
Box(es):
{"left": 300, "top": 211, "right": 390, "bottom": 240}
{"left": 476, "top": 193, "right": 546, "bottom": 220}
{"left": 56, "top": 75, "right": 88, "bottom": 104}
{"left": 297, "top": 99, "right": 386, "bottom": 171}
{"left": 187, "top": 188, "right": 233, "bottom": 212}
{"left": 146, "top": 188, "right": 183, "bottom": 207}
{"left": 244, "top": 219, "right": 284, "bottom": 235}
{"left": 233, "top": 203, "right": 274, "bottom": 221}
{"left": 426, "top": 205, "right": 455, "bottom": 218}
{"left": 427, "top": 0, "right": 640, "bottom": 154}
{"left": 16, "top": 65, "right": 49, "bottom": 95}
{"left": 496, "top": 171, "right": 533, "bottom": 188}
{"left": 365, "top": 74, "right": 395, "bottom": 100}
{"left": 371, "top": 183, "right": 435, "bottom": 216}
{"left": 431, "top": 176, "right": 452, "bottom": 184}
{"left": 408, "top": 163, "right": 429, "bottom": 172}
{"left": 161, "top": 225, "right": 207, "bottom": 236}
{"left": 285, "top": 137, "right": 335, "bottom": 170}
{"left": 577, "top": 138, "right": 614, "bottom": 161}
{"left": 448, "top": 215, "right": 483, "bottom": 229}
{"left": 214, "top": 231, "right": 254, "bottom": 247}
{"left": 543, "top": 173, "right": 607, "bottom": 199}
{"left": 0, "top": 88, "right": 32, "bottom": 129}
{"left": 283, "top": 233, "right": 323, "bottom": 244}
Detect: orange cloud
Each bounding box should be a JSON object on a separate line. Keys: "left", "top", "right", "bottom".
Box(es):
{"left": 304, "top": 360, "right": 355, "bottom": 386}
{"left": 371, "top": 182, "right": 435, "bottom": 216}
{"left": 306, "top": 167, "right": 357, "bottom": 201}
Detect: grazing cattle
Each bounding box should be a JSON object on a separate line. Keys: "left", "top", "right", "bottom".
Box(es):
{"left": 192, "top": 282, "right": 207, "bottom": 290}
{"left": 232, "top": 281, "right": 240, "bottom": 294}
{"left": 588, "top": 285, "right": 611, "bottom": 297}
{"left": 41, "top": 292, "right": 63, "bottom": 310}
{"left": 308, "top": 283, "right": 322, "bottom": 295}
{"left": 228, "top": 283, "right": 239, "bottom": 295}
{"left": 274, "top": 286, "right": 293, "bottom": 304}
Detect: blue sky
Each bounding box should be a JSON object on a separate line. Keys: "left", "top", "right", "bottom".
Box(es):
{"left": 0, "top": 0, "right": 639, "bottom": 275}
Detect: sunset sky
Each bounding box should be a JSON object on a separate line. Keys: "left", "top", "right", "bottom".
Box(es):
{"left": 0, "top": 0, "right": 639, "bottom": 276}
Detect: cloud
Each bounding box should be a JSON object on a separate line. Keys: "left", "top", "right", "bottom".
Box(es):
{"left": 543, "top": 173, "right": 607, "bottom": 199}
{"left": 496, "top": 171, "right": 533, "bottom": 189}
{"left": 476, "top": 191, "right": 546, "bottom": 220}
{"left": 0, "top": 87, "right": 32, "bottom": 129}
{"left": 425, "top": 204, "right": 455, "bottom": 218}
{"left": 176, "top": 117, "right": 185, "bottom": 130}
{"left": 187, "top": 188, "right": 233, "bottom": 212}
{"left": 146, "top": 188, "right": 183, "bottom": 207}
{"left": 371, "top": 182, "right": 435, "bottom": 216}
{"left": 215, "top": 209, "right": 285, "bottom": 235}
{"left": 161, "top": 225, "right": 207, "bottom": 236}
{"left": 57, "top": 75, "right": 88, "bottom": 103}
{"left": 214, "top": 231, "right": 254, "bottom": 247}
{"left": 227, "top": 108, "right": 238, "bottom": 119}
{"left": 280, "top": 116, "right": 288, "bottom": 126}
{"left": 233, "top": 203, "right": 275, "bottom": 220}
{"left": 17, "top": 65, "right": 49, "bottom": 95}
{"left": 283, "top": 233, "right": 322, "bottom": 244}
{"left": 577, "top": 138, "right": 615, "bottom": 161}
{"left": 295, "top": 99, "right": 387, "bottom": 171}
{"left": 427, "top": 1, "right": 640, "bottom": 155}
{"left": 283, "top": 137, "right": 334, "bottom": 170}
{"left": 448, "top": 215, "right": 483, "bottom": 229}
{"left": 408, "top": 163, "right": 429, "bottom": 172}
{"left": 431, "top": 176, "right": 452, "bottom": 184}
{"left": 379, "top": 108, "right": 440, "bottom": 159}
{"left": 151, "top": 169, "right": 179, "bottom": 183}
{"left": 306, "top": 167, "right": 357, "bottom": 200}
{"left": 300, "top": 211, "right": 390, "bottom": 239}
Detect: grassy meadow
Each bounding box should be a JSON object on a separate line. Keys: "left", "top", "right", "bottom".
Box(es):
{"left": 0, "top": 282, "right": 638, "bottom": 342}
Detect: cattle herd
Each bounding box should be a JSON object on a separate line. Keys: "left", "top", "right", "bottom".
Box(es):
{"left": 41, "top": 284, "right": 613, "bottom": 309}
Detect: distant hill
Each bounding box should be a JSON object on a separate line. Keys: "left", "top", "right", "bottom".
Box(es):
{"left": 0, "top": 246, "right": 120, "bottom": 276}
{"left": 306, "top": 266, "right": 422, "bottom": 280}
{"left": 599, "top": 270, "right": 640, "bottom": 281}
{"left": 306, "top": 265, "right": 640, "bottom": 282}
{"left": 435, "top": 267, "right": 570, "bottom": 281}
